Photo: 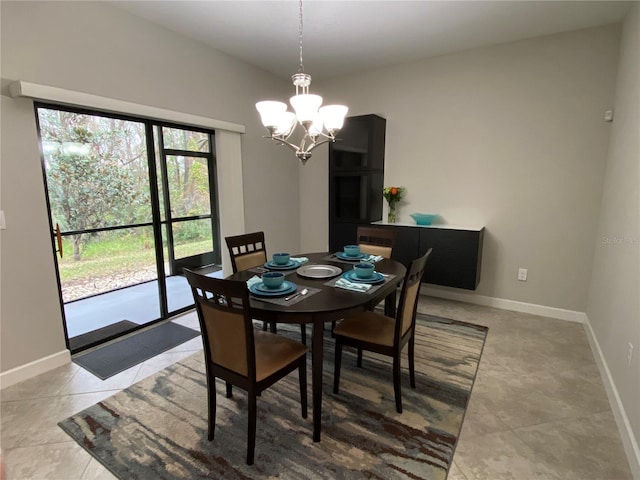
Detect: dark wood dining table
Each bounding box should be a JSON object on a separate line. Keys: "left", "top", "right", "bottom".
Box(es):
{"left": 225, "top": 251, "right": 406, "bottom": 442}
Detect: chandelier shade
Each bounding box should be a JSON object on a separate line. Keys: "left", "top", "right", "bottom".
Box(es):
{"left": 255, "top": 0, "right": 348, "bottom": 164}
{"left": 289, "top": 94, "right": 323, "bottom": 123}
{"left": 255, "top": 101, "right": 287, "bottom": 128}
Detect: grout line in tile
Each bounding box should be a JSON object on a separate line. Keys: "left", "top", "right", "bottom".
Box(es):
{"left": 453, "top": 457, "right": 475, "bottom": 480}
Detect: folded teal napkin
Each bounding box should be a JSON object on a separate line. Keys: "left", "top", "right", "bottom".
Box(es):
{"left": 335, "top": 278, "right": 372, "bottom": 292}
{"left": 290, "top": 256, "right": 308, "bottom": 263}
{"left": 365, "top": 255, "right": 384, "bottom": 262}
{"left": 246, "top": 275, "right": 262, "bottom": 288}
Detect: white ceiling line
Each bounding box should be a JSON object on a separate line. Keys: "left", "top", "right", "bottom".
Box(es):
{"left": 9, "top": 81, "right": 245, "bottom": 134}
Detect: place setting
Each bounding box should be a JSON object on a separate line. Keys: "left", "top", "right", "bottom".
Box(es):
{"left": 248, "top": 252, "right": 308, "bottom": 276}
{"left": 325, "top": 244, "right": 384, "bottom": 264}
{"left": 325, "top": 260, "right": 395, "bottom": 293}
{"left": 246, "top": 271, "right": 319, "bottom": 306}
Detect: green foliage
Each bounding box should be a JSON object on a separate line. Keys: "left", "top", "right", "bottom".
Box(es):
{"left": 172, "top": 220, "right": 211, "bottom": 244}
{"left": 47, "top": 151, "right": 142, "bottom": 231}
{"left": 39, "top": 109, "right": 151, "bottom": 259}
{"left": 58, "top": 234, "right": 211, "bottom": 284}
{"left": 39, "top": 109, "right": 214, "bottom": 263}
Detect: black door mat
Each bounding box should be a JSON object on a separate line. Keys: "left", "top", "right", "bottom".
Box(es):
{"left": 69, "top": 320, "right": 138, "bottom": 353}
{"left": 73, "top": 322, "right": 201, "bottom": 380}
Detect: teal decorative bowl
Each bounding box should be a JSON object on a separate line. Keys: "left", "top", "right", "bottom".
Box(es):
{"left": 410, "top": 213, "right": 438, "bottom": 225}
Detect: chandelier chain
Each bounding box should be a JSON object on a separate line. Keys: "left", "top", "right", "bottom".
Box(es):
{"left": 298, "top": 0, "right": 304, "bottom": 73}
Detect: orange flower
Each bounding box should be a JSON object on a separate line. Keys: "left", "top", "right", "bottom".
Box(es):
{"left": 383, "top": 186, "right": 405, "bottom": 203}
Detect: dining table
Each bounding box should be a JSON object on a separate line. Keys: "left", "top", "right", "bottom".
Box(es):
{"left": 225, "top": 251, "right": 406, "bottom": 442}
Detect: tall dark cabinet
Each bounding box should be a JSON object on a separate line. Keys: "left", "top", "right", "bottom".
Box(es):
{"left": 329, "top": 114, "right": 386, "bottom": 251}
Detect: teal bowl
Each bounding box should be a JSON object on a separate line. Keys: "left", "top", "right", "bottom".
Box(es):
{"left": 353, "top": 262, "right": 375, "bottom": 279}
{"left": 272, "top": 252, "right": 290, "bottom": 265}
{"left": 262, "top": 272, "right": 285, "bottom": 289}
{"left": 410, "top": 213, "right": 439, "bottom": 225}
{"left": 343, "top": 245, "right": 361, "bottom": 257}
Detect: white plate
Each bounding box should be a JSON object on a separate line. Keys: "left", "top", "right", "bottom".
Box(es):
{"left": 296, "top": 264, "right": 342, "bottom": 279}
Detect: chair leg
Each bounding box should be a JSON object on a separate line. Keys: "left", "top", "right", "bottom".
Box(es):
{"left": 208, "top": 379, "right": 216, "bottom": 441}
{"left": 225, "top": 382, "right": 233, "bottom": 398}
{"left": 262, "top": 321, "right": 268, "bottom": 331}
{"left": 333, "top": 342, "right": 343, "bottom": 394}
{"left": 409, "top": 334, "right": 416, "bottom": 388}
{"left": 393, "top": 355, "right": 402, "bottom": 414}
{"left": 357, "top": 348, "right": 363, "bottom": 368}
{"left": 270, "top": 322, "right": 277, "bottom": 333}
{"left": 247, "top": 394, "right": 257, "bottom": 465}
{"left": 330, "top": 320, "right": 336, "bottom": 337}
{"left": 300, "top": 324, "right": 306, "bottom": 345}
{"left": 299, "top": 360, "right": 308, "bottom": 418}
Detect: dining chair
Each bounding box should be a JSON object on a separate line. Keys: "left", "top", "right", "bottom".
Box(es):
{"left": 225, "top": 231, "right": 268, "bottom": 274}
{"left": 225, "top": 231, "right": 273, "bottom": 332}
{"left": 331, "top": 226, "right": 398, "bottom": 335}
{"left": 357, "top": 226, "right": 397, "bottom": 259}
{"left": 185, "top": 270, "right": 308, "bottom": 465}
{"left": 224, "top": 231, "right": 307, "bottom": 343}
{"left": 332, "top": 248, "right": 432, "bottom": 414}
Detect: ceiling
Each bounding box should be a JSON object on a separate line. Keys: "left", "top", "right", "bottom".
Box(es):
{"left": 113, "top": 1, "right": 633, "bottom": 80}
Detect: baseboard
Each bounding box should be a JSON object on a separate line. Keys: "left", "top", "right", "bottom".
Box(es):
{"left": 583, "top": 316, "right": 640, "bottom": 479}
{"left": 420, "top": 285, "right": 587, "bottom": 323}
{"left": 421, "top": 286, "right": 639, "bottom": 476}
{"left": 0, "top": 349, "right": 71, "bottom": 390}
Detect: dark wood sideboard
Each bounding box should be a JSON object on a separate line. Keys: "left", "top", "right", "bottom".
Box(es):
{"left": 371, "top": 222, "right": 484, "bottom": 290}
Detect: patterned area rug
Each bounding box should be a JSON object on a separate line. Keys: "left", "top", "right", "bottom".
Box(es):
{"left": 59, "top": 313, "right": 487, "bottom": 479}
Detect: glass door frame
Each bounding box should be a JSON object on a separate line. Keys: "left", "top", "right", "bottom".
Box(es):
{"left": 152, "top": 123, "right": 221, "bottom": 319}
{"left": 34, "top": 102, "right": 221, "bottom": 353}
{"left": 156, "top": 125, "right": 220, "bottom": 275}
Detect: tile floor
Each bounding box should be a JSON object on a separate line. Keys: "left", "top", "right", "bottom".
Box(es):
{"left": 0, "top": 296, "right": 634, "bottom": 479}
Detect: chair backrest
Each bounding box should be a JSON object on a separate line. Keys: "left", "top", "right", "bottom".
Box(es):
{"left": 357, "top": 226, "right": 397, "bottom": 259}
{"left": 225, "top": 231, "right": 267, "bottom": 273}
{"left": 394, "top": 248, "right": 432, "bottom": 345}
{"left": 184, "top": 270, "right": 256, "bottom": 381}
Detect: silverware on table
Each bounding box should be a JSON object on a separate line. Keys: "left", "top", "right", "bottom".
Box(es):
{"left": 285, "top": 288, "right": 308, "bottom": 302}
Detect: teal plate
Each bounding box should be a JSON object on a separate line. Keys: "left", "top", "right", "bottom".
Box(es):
{"left": 264, "top": 260, "right": 301, "bottom": 270}
{"left": 336, "top": 252, "right": 367, "bottom": 261}
{"left": 342, "top": 271, "right": 385, "bottom": 285}
{"left": 249, "top": 281, "right": 297, "bottom": 297}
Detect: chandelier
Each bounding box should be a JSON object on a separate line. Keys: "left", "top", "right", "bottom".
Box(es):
{"left": 256, "top": 0, "right": 348, "bottom": 165}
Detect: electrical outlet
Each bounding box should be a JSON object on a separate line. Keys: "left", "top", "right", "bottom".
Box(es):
{"left": 517, "top": 268, "right": 528, "bottom": 281}
{"left": 628, "top": 343, "right": 634, "bottom": 368}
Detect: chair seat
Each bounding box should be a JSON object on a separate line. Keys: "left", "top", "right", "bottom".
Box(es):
{"left": 333, "top": 310, "right": 395, "bottom": 347}
{"left": 254, "top": 330, "right": 308, "bottom": 381}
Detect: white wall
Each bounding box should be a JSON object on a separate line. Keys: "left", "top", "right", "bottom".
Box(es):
{"left": 0, "top": 1, "right": 300, "bottom": 376}
{"left": 587, "top": 4, "right": 640, "bottom": 472}
{"left": 304, "top": 25, "right": 621, "bottom": 313}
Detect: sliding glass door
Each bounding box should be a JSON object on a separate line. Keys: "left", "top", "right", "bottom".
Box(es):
{"left": 155, "top": 126, "right": 220, "bottom": 313}
{"left": 36, "top": 104, "right": 220, "bottom": 353}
